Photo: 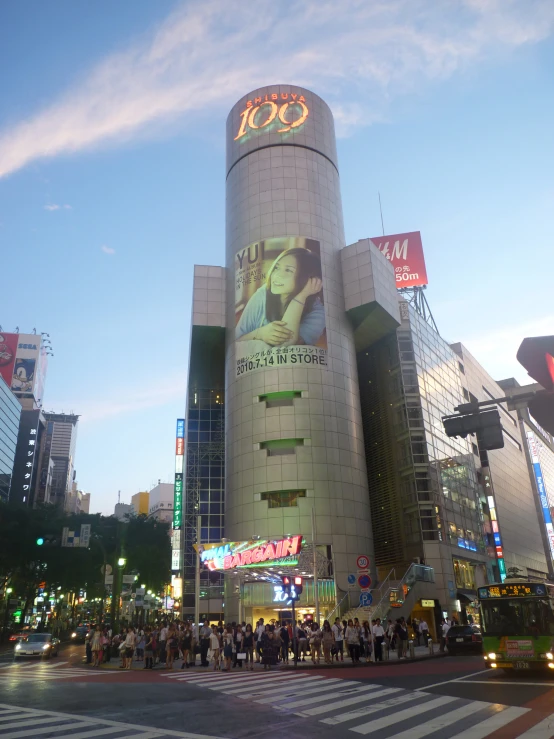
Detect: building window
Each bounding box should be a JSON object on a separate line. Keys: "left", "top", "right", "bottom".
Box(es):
{"left": 472, "top": 443, "right": 479, "bottom": 456}
{"left": 463, "top": 388, "right": 470, "bottom": 401}
{"left": 502, "top": 428, "right": 522, "bottom": 451}
{"left": 458, "top": 362, "right": 465, "bottom": 375}
{"left": 261, "top": 490, "right": 307, "bottom": 508}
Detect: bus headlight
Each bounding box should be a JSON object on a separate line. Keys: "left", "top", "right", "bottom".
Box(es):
{"left": 548, "top": 663, "right": 554, "bottom": 669}
{"left": 490, "top": 662, "right": 497, "bottom": 668}
{"left": 488, "top": 653, "right": 496, "bottom": 660}
{"left": 546, "top": 652, "right": 553, "bottom": 660}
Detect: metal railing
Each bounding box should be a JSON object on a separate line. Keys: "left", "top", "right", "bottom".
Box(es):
{"left": 351, "top": 563, "right": 434, "bottom": 623}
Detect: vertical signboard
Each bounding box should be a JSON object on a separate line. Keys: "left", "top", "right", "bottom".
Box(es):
{"left": 527, "top": 431, "right": 554, "bottom": 563}
{"left": 173, "top": 419, "right": 185, "bottom": 533}
{"left": 234, "top": 236, "right": 327, "bottom": 377}
{"left": 369, "top": 231, "right": 428, "bottom": 288}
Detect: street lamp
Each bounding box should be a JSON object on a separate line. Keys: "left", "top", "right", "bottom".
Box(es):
{"left": 118, "top": 557, "right": 126, "bottom": 567}
{"left": 6, "top": 588, "right": 12, "bottom": 595}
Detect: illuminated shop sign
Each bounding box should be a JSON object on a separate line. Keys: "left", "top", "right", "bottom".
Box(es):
{"left": 486, "top": 480, "right": 506, "bottom": 581}
{"left": 197, "top": 535, "right": 303, "bottom": 571}
{"left": 526, "top": 431, "right": 554, "bottom": 563}
{"left": 173, "top": 418, "right": 185, "bottom": 533}
{"left": 235, "top": 93, "right": 309, "bottom": 141}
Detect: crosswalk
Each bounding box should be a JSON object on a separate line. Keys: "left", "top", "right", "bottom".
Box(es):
{"left": 0, "top": 660, "right": 118, "bottom": 681}
{"left": 161, "top": 669, "right": 554, "bottom": 737}
{"left": 0, "top": 704, "right": 223, "bottom": 739}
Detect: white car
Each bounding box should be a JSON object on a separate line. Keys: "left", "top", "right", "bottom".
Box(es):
{"left": 14, "top": 633, "right": 60, "bottom": 659}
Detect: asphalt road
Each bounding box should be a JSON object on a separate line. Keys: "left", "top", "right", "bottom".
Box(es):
{"left": 0, "top": 643, "right": 553, "bottom": 738}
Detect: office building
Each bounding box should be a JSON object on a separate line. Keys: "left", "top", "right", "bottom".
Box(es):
{"left": 114, "top": 502, "right": 134, "bottom": 521}
{"left": 131, "top": 491, "right": 149, "bottom": 516}
{"left": 179, "top": 84, "right": 554, "bottom": 626}
{"left": 0, "top": 376, "right": 21, "bottom": 503}
{"left": 147, "top": 482, "right": 174, "bottom": 524}
{"left": 65, "top": 484, "right": 91, "bottom": 514}
{"left": 34, "top": 413, "right": 79, "bottom": 507}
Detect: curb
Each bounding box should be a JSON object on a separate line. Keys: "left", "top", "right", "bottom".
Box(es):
{"left": 281, "top": 653, "right": 448, "bottom": 669}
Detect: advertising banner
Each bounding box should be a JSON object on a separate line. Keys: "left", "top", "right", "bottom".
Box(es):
{"left": 234, "top": 237, "right": 327, "bottom": 377}
{"left": 0, "top": 332, "right": 18, "bottom": 387}
{"left": 370, "top": 231, "right": 428, "bottom": 288}
{"left": 10, "top": 334, "right": 42, "bottom": 396}
{"left": 526, "top": 431, "right": 554, "bottom": 562}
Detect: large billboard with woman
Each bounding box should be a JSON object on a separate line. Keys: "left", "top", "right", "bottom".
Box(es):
{"left": 234, "top": 236, "right": 327, "bottom": 377}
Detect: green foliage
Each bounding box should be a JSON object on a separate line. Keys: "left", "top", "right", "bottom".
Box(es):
{"left": 0, "top": 503, "right": 172, "bottom": 604}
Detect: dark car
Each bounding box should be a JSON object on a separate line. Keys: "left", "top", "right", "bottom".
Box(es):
{"left": 70, "top": 626, "right": 89, "bottom": 643}
{"left": 446, "top": 625, "right": 483, "bottom": 655}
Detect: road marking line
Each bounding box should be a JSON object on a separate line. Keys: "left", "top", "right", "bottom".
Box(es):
{"left": 321, "top": 690, "right": 423, "bottom": 725}
{"left": 253, "top": 678, "right": 350, "bottom": 701}
{"left": 416, "top": 668, "right": 492, "bottom": 690}
{"left": 212, "top": 674, "right": 310, "bottom": 693}
{"left": 517, "top": 714, "right": 554, "bottom": 738}
{"left": 276, "top": 684, "right": 384, "bottom": 710}
{"left": 448, "top": 705, "right": 530, "bottom": 739}
{"left": 349, "top": 695, "right": 458, "bottom": 735}
{"left": 0, "top": 721, "right": 92, "bottom": 739}
{"left": 0, "top": 715, "right": 74, "bottom": 730}
{"left": 458, "top": 680, "right": 554, "bottom": 687}
{"left": 0, "top": 703, "right": 226, "bottom": 739}
{"left": 297, "top": 687, "right": 401, "bottom": 716}
{"left": 388, "top": 700, "right": 494, "bottom": 739}
{"left": 239, "top": 676, "right": 329, "bottom": 696}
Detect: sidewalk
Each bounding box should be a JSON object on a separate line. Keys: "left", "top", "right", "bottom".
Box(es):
{"left": 89, "top": 643, "right": 446, "bottom": 671}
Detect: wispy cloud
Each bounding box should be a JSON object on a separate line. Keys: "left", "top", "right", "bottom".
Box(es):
{"left": 49, "top": 374, "right": 185, "bottom": 424}
{"left": 1, "top": 0, "right": 553, "bottom": 178}
{"left": 44, "top": 203, "right": 72, "bottom": 211}
{"left": 100, "top": 245, "right": 116, "bottom": 255}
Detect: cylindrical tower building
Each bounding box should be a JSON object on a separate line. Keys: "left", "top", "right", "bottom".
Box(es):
{"left": 225, "top": 85, "right": 374, "bottom": 617}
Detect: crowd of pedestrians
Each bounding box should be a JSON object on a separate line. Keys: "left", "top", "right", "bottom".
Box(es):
{"left": 84, "top": 614, "right": 453, "bottom": 670}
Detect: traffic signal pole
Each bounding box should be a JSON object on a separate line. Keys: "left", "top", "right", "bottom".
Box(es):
{"left": 292, "top": 599, "right": 297, "bottom": 669}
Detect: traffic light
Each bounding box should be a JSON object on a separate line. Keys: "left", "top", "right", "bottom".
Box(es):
{"left": 517, "top": 336, "right": 554, "bottom": 391}
{"left": 281, "top": 575, "right": 292, "bottom": 596}
{"left": 443, "top": 408, "right": 504, "bottom": 450}
{"left": 36, "top": 535, "right": 59, "bottom": 547}
{"left": 517, "top": 336, "right": 554, "bottom": 435}
{"left": 281, "top": 575, "right": 302, "bottom": 600}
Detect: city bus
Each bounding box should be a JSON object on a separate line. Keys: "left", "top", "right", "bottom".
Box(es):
{"left": 478, "top": 580, "right": 554, "bottom": 671}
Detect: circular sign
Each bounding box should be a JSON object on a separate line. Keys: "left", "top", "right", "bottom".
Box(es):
{"left": 356, "top": 555, "right": 370, "bottom": 570}
{"left": 359, "top": 592, "right": 373, "bottom": 607}
{"left": 347, "top": 574, "right": 356, "bottom": 585}
{"left": 358, "top": 574, "right": 372, "bottom": 589}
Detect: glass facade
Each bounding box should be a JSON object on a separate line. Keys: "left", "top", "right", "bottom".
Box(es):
{"left": 358, "top": 303, "right": 489, "bottom": 582}
{"left": 182, "top": 388, "right": 225, "bottom": 609}
{"left": 0, "top": 377, "right": 21, "bottom": 503}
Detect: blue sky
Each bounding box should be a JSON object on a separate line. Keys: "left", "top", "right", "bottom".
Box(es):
{"left": 1, "top": 0, "right": 553, "bottom": 514}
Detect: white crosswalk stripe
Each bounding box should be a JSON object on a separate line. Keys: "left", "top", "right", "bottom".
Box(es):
{"left": 0, "top": 703, "right": 225, "bottom": 739}
{"left": 0, "top": 663, "right": 119, "bottom": 681}
{"left": 160, "top": 669, "right": 554, "bottom": 737}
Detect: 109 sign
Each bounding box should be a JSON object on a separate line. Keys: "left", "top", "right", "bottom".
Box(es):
{"left": 235, "top": 93, "right": 309, "bottom": 141}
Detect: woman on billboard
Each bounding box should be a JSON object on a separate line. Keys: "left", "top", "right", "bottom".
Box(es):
{"left": 235, "top": 247, "right": 324, "bottom": 347}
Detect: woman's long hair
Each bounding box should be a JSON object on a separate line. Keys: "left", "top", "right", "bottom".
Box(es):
{"left": 265, "top": 247, "right": 323, "bottom": 323}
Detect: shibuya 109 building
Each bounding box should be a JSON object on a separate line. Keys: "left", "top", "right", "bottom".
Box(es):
{"left": 176, "top": 84, "right": 544, "bottom": 630}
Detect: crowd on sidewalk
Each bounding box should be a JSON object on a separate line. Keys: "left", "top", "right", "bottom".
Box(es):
{"left": 83, "top": 613, "right": 455, "bottom": 670}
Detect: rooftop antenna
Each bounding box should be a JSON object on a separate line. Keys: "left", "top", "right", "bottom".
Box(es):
{"left": 378, "top": 192, "right": 385, "bottom": 236}
{"left": 118, "top": 490, "right": 121, "bottom": 504}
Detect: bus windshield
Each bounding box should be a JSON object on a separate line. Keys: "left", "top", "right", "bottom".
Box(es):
{"left": 480, "top": 598, "right": 554, "bottom": 638}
